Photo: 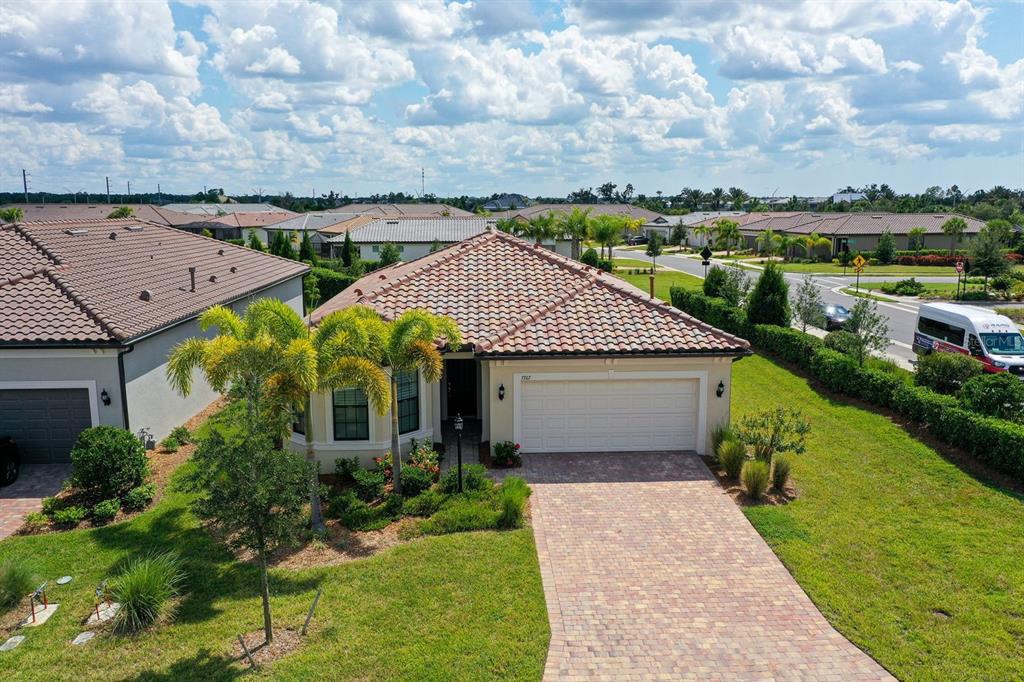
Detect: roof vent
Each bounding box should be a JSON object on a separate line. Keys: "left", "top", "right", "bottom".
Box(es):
{"left": 189, "top": 267, "right": 196, "bottom": 292}
{"left": 871, "top": 215, "right": 882, "bottom": 219}
{"left": 209, "top": 275, "right": 217, "bottom": 283}
{"left": 125, "top": 225, "right": 144, "bottom": 232}
{"left": 229, "top": 266, "right": 237, "bottom": 273}
{"left": 139, "top": 290, "right": 152, "bottom": 301}
{"left": 109, "top": 232, "right": 117, "bottom": 240}
{"left": 378, "top": 274, "right": 387, "bottom": 281}
{"left": 386, "top": 220, "right": 399, "bottom": 225}
{"left": 217, "top": 248, "right": 224, "bottom": 255}
{"left": 353, "top": 288, "right": 363, "bottom": 296}
{"left": 65, "top": 228, "right": 89, "bottom": 236}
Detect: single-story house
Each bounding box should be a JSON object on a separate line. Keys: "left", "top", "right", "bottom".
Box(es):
{"left": 176, "top": 210, "right": 297, "bottom": 241}
{"left": 482, "top": 194, "right": 532, "bottom": 211}
{"left": 490, "top": 203, "right": 678, "bottom": 239}
{"left": 1, "top": 203, "right": 201, "bottom": 227}
{"left": 334, "top": 203, "right": 474, "bottom": 217}
{"left": 725, "top": 212, "right": 986, "bottom": 253}
{"left": 254, "top": 211, "right": 369, "bottom": 257}
{"left": 0, "top": 217, "right": 308, "bottom": 464}
{"left": 324, "top": 217, "right": 572, "bottom": 261}
{"left": 300, "top": 229, "right": 750, "bottom": 468}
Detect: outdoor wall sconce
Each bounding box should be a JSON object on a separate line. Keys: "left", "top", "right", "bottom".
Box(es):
{"left": 100, "top": 389, "right": 111, "bottom": 406}
{"left": 498, "top": 384, "right": 505, "bottom": 401}
{"left": 716, "top": 380, "right": 725, "bottom": 398}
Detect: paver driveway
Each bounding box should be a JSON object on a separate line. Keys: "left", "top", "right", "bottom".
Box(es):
{"left": 0, "top": 464, "right": 68, "bottom": 540}
{"left": 519, "top": 452, "right": 892, "bottom": 681}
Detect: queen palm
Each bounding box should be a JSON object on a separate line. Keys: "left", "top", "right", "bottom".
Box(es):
{"left": 778, "top": 234, "right": 795, "bottom": 261}
{"left": 366, "top": 309, "right": 462, "bottom": 495}
{"left": 709, "top": 187, "right": 726, "bottom": 210}
{"left": 522, "top": 212, "right": 559, "bottom": 244}
{"left": 558, "top": 206, "right": 591, "bottom": 259}
{"left": 693, "top": 223, "right": 715, "bottom": 249}
{"left": 755, "top": 228, "right": 781, "bottom": 256}
{"left": 798, "top": 232, "right": 831, "bottom": 261}
{"left": 495, "top": 217, "right": 524, "bottom": 237}
{"left": 713, "top": 218, "right": 742, "bottom": 256}
{"left": 167, "top": 299, "right": 390, "bottom": 530}
{"left": 589, "top": 214, "right": 624, "bottom": 260}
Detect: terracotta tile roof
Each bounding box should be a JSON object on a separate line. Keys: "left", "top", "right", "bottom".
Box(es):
{"left": 317, "top": 214, "right": 377, "bottom": 235}
{"left": 336, "top": 203, "right": 473, "bottom": 217}
{"left": 0, "top": 218, "right": 308, "bottom": 345}
{"left": 329, "top": 217, "right": 498, "bottom": 244}
{"left": 732, "top": 212, "right": 985, "bottom": 236}
{"left": 311, "top": 230, "right": 749, "bottom": 357}
{"left": 1, "top": 203, "right": 200, "bottom": 227}
{"left": 207, "top": 211, "right": 296, "bottom": 228}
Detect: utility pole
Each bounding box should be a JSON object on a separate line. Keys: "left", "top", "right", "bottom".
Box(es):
{"left": 421, "top": 168, "right": 425, "bottom": 197}
{"left": 157, "top": 183, "right": 161, "bottom": 204}
{"left": 106, "top": 176, "right": 111, "bottom": 204}
{"left": 127, "top": 180, "right": 131, "bottom": 202}
{"left": 22, "top": 169, "right": 28, "bottom": 203}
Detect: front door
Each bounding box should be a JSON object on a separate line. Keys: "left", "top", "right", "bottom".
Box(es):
{"left": 445, "top": 359, "right": 477, "bottom": 418}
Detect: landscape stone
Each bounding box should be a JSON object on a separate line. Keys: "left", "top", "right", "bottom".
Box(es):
{"left": 86, "top": 602, "right": 120, "bottom": 625}
{"left": 71, "top": 632, "right": 95, "bottom": 646}
{"left": 1, "top": 636, "right": 26, "bottom": 652}
{"left": 20, "top": 603, "right": 59, "bottom": 628}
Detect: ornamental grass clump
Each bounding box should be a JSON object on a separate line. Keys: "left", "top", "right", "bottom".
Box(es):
{"left": 110, "top": 552, "right": 185, "bottom": 634}
{"left": 717, "top": 439, "right": 747, "bottom": 479}
{"left": 771, "top": 454, "right": 792, "bottom": 491}
{"left": 741, "top": 460, "right": 770, "bottom": 500}
{"left": 0, "top": 561, "right": 35, "bottom": 611}
{"left": 710, "top": 423, "right": 734, "bottom": 459}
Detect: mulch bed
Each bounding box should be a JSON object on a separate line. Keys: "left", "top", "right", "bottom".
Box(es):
{"left": 702, "top": 455, "right": 796, "bottom": 507}
{"left": 231, "top": 627, "right": 302, "bottom": 669}
{"left": 16, "top": 399, "right": 226, "bottom": 536}
{"left": 260, "top": 517, "right": 419, "bottom": 570}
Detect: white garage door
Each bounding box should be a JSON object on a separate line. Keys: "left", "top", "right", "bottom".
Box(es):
{"left": 519, "top": 376, "right": 700, "bottom": 453}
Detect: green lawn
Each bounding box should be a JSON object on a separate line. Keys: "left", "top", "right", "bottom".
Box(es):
{"left": 0, "top": 463, "right": 549, "bottom": 680}
{"left": 739, "top": 261, "right": 960, "bottom": 276}
{"left": 616, "top": 269, "right": 703, "bottom": 300}
{"left": 735, "top": 355, "right": 1024, "bottom": 680}
{"left": 612, "top": 257, "right": 657, "bottom": 270}
{"left": 839, "top": 287, "right": 898, "bottom": 302}
{"left": 857, "top": 282, "right": 988, "bottom": 299}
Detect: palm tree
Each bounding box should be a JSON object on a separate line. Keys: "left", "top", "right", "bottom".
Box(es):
{"left": 167, "top": 299, "right": 390, "bottom": 530}
{"left": 693, "top": 223, "right": 715, "bottom": 248}
{"left": 713, "top": 218, "right": 741, "bottom": 256}
{"left": 778, "top": 234, "right": 795, "bottom": 262}
{"left": 495, "top": 217, "right": 524, "bottom": 237}
{"left": 558, "top": 206, "right": 591, "bottom": 259}
{"left": 590, "top": 214, "right": 624, "bottom": 260}
{"left": 0, "top": 207, "right": 24, "bottom": 223}
{"left": 710, "top": 187, "right": 726, "bottom": 210}
{"left": 369, "top": 310, "right": 462, "bottom": 495}
{"left": 523, "top": 212, "right": 558, "bottom": 244}
{"left": 728, "top": 187, "right": 749, "bottom": 210}
{"left": 941, "top": 216, "right": 968, "bottom": 255}
{"left": 797, "top": 232, "right": 831, "bottom": 261}
{"left": 681, "top": 188, "right": 704, "bottom": 210}
{"left": 755, "top": 228, "right": 781, "bottom": 256}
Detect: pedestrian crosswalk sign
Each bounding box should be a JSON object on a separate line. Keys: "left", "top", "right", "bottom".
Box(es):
{"left": 852, "top": 254, "right": 866, "bottom": 270}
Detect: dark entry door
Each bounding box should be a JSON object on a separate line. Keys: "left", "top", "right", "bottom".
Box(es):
{"left": 445, "top": 360, "right": 477, "bottom": 418}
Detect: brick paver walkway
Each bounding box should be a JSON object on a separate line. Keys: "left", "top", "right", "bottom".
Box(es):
{"left": 519, "top": 452, "right": 892, "bottom": 681}
{"left": 0, "top": 464, "right": 69, "bottom": 540}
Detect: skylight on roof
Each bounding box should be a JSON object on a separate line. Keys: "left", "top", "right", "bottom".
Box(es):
{"left": 124, "top": 225, "right": 144, "bottom": 232}
{"left": 65, "top": 228, "right": 89, "bottom": 236}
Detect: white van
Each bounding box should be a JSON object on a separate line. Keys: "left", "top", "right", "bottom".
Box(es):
{"left": 913, "top": 303, "right": 1024, "bottom": 378}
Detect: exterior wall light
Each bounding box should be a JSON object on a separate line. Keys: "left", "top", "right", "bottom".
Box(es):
{"left": 498, "top": 383, "right": 505, "bottom": 401}
{"left": 716, "top": 380, "right": 725, "bottom": 398}
{"left": 100, "top": 389, "right": 111, "bottom": 406}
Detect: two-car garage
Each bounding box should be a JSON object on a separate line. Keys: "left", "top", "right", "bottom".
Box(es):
{"left": 0, "top": 387, "right": 95, "bottom": 464}
{"left": 514, "top": 372, "right": 706, "bottom": 454}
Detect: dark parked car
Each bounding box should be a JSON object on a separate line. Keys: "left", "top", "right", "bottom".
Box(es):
{"left": 821, "top": 304, "right": 851, "bottom": 331}
{"left": 626, "top": 234, "right": 648, "bottom": 245}
{"left": 0, "top": 437, "right": 20, "bottom": 486}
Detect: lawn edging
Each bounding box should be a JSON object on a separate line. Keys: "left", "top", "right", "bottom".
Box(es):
{"left": 670, "top": 287, "right": 1024, "bottom": 482}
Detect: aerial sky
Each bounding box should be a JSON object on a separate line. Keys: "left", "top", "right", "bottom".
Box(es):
{"left": 1, "top": 0, "right": 1021, "bottom": 199}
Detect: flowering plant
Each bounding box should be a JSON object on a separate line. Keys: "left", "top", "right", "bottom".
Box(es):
{"left": 493, "top": 440, "right": 522, "bottom": 467}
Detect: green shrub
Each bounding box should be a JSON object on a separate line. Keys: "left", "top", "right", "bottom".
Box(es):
{"left": 21, "top": 512, "right": 47, "bottom": 534}
{"left": 703, "top": 266, "right": 730, "bottom": 298}
{"left": 159, "top": 436, "right": 180, "bottom": 452}
{"left": 328, "top": 491, "right": 402, "bottom": 530}
{"left": 0, "top": 561, "right": 35, "bottom": 610}
{"left": 41, "top": 496, "right": 62, "bottom": 516}
{"left": 717, "top": 439, "right": 747, "bottom": 479}
{"left": 122, "top": 483, "right": 157, "bottom": 511}
{"left": 352, "top": 468, "right": 386, "bottom": 502}
{"left": 746, "top": 262, "right": 791, "bottom": 327}
{"left": 880, "top": 278, "right": 925, "bottom": 296}
{"left": 771, "top": 455, "right": 792, "bottom": 491}
{"left": 710, "top": 423, "right": 734, "bottom": 459}
{"left": 439, "top": 463, "right": 491, "bottom": 494}
{"left": 959, "top": 372, "right": 1024, "bottom": 423}
{"left": 749, "top": 324, "right": 822, "bottom": 367}
{"left": 496, "top": 477, "right": 531, "bottom": 529}
{"left": 670, "top": 288, "right": 750, "bottom": 337}
{"left": 419, "top": 498, "right": 499, "bottom": 535}
{"left": 110, "top": 552, "right": 185, "bottom": 634}
{"left": 400, "top": 466, "right": 434, "bottom": 498}
{"left": 70, "top": 426, "right": 149, "bottom": 501}
{"left": 334, "top": 456, "right": 361, "bottom": 482}
{"left": 51, "top": 505, "right": 87, "bottom": 527}
{"left": 823, "top": 330, "right": 859, "bottom": 356}
{"left": 401, "top": 489, "right": 447, "bottom": 517}
{"left": 168, "top": 426, "right": 191, "bottom": 444}
{"left": 580, "top": 248, "right": 599, "bottom": 267}
{"left": 741, "top": 460, "right": 770, "bottom": 500}
{"left": 92, "top": 498, "right": 120, "bottom": 523}
{"left": 492, "top": 441, "right": 522, "bottom": 467}
{"left": 311, "top": 267, "right": 358, "bottom": 301}
{"left": 916, "top": 352, "right": 984, "bottom": 394}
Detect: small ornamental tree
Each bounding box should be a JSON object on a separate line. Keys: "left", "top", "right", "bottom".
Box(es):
{"left": 907, "top": 227, "right": 926, "bottom": 254}
{"left": 846, "top": 299, "right": 889, "bottom": 366}
{"left": 341, "top": 231, "right": 356, "bottom": 267}
{"left": 247, "top": 229, "right": 265, "bottom": 252}
{"left": 183, "top": 432, "right": 311, "bottom": 644}
{"left": 669, "top": 222, "right": 687, "bottom": 247}
{"left": 969, "top": 228, "right": 1010, "bottom": 289}
{"left": 941, "top": 216, "right": 968, "bottom": 255}
{"left": 645, "top": 232, "right": 663, "bottom": 273}
{"left": 299, "top": 231, "right": 316, "bottom": 263}
{"left": 793, "top": 275, "right": 824, "bottom": 332}
{"left": 378, "top": 242, "right": 401, "bottom": 266}
{"left": 736, "top": 407, "right": 811, "bottom": 464}
{"left": 580, "top": 247, "right": 600, "bottom": 267}
{"left": 107, "top": 206, "right": 134, "bottom": 219}
{"left": 746, "top": 262, "right": 791, "bottom": 327}
{"left": 875, "top": 229, "right": 896, "bottom": 264}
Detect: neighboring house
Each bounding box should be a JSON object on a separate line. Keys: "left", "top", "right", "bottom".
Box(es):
{"left": 482, "top": 194, "right": 532, "bottom": 211}
{"left": 176, "top": 211, "right": 297, "bottom": 241}
{"left": 256, "top": 211, "right": 367, "bottom": 256}
{"left": 491, "top": 203, "right": 677, "bottom": 239}
{"left": 301, "top": 229, "right": 750, "bottom": 467}
{"left": 324, "top": 217, "right": 572, "bottom": 261}
{"left": 335, "top": 203, "right": 474, "bottom": 217}
{"left": 729, "top": 212, "right": 986, "bottom": 253}
{"left": 832, "top": 192, "right": 867, "bottom": 204}
{"left": 0, "top": 203, "right": 198, "bottom": 226}
{"left": 160, "top": 202, "right": 292, "bottom": 215}
{"left": 0, "top": 218, "right": 308, "bottom": 466}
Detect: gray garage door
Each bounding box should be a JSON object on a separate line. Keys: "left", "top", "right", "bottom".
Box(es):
{"left": 0, "top": 389, "right": 93, "bottom": 463}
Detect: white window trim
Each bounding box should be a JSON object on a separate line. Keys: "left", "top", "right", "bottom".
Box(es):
{"left": 0, "top": 380, "right": 100, "bottom": 427}
{"left": 512, "top": 370, "right": 708, "bottom": 454}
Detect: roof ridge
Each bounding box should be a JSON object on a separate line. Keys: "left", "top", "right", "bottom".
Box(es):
{"left": 8, "top": 224, "right": 63, "bottom": 266}
{"left": 43, "top": 268, "right": 122, "bottom": 341}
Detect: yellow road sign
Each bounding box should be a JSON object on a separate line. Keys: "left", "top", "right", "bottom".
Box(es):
{"left": 852, "top": 254, "right": 866, "bottom": 269}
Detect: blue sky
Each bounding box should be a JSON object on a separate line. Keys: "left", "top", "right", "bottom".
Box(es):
{"left": 1, "top": 0, "right": 1021, "bottom": 199}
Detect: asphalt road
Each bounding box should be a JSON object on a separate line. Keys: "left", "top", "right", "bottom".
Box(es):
{"left": 615, "top": 249, "right": 937, "bottom": 365}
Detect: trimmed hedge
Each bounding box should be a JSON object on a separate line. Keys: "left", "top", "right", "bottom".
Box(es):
{"left": 669, "top": 287, "right": 1024, "bottom": 481}
{"left": 311, "top": 267, "right": 358, "bottom": 302}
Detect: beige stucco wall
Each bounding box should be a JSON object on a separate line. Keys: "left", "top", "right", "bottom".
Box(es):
{"left": 482, "top": 356, "right": 735, "bottom": 456}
